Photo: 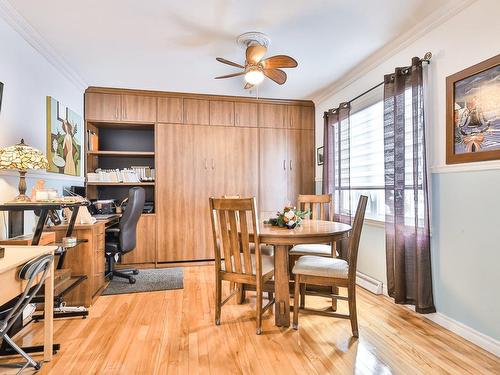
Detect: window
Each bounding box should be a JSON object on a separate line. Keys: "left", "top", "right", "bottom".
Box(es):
{"left": 335, "top": 87, "right": 425, "bottom": 225}
{"left": 337, "top": 99, "right": 386, "bottom": 222}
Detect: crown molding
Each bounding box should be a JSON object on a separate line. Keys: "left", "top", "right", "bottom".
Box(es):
{"left": 0, "top": 0, "right": 87, "bottom": 90}
{"left": 310, "top": 0, "right": 478, "bottom": 104}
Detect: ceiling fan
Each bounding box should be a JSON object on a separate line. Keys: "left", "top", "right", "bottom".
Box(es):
{"left": 215, "top": 32, "right": 298, "bottom": 89}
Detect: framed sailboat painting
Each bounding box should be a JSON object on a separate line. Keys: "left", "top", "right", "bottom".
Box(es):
{"left": 446, "top": 54, "right": 500, "bottom": 164}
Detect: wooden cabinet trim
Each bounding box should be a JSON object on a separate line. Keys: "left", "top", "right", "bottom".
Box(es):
{"left": 86, "top": 86, "right": 314, "bottom": 107}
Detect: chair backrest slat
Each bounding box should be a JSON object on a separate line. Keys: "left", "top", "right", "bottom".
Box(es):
{"left": 228, "top": 210, "right": 243, "bottom": 273}
{"left": 210, "top": 197, "right": 260, "bottom": 277}
{"left": 297, "top": 194, "right": 333, "bottom": 221}
{"left": 239, "top": 210, "right": 253, "bottom": 275}
{"left": 347, "top": 195, "right": 368, "bottom": 281}
{"left": 217, "top": 210, "right": 233, "bottom": 272}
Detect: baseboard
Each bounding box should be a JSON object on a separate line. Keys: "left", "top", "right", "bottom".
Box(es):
{"left": 423, "top": 312, "right": 500, "bottom": 357}
{"left": 404, "top": 304, "right": 500, "bottom": 357}
{"left": 356, "top": 271, "right": 383, "bottom": 294}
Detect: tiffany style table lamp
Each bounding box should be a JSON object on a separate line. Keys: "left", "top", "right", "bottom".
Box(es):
{"left": 0, "top": 139, "right": 48, "bottom": 202}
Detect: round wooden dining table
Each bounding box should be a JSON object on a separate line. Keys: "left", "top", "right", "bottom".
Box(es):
{"left": 259, "top": 219, "right": 352, "bottom": 327}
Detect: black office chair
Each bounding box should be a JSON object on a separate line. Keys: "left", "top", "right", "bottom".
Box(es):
{"left": 105, "top": 187, "right": 145, "bottom": 284}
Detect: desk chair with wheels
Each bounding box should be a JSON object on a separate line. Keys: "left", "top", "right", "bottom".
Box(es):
{"left": 105, "top": 187, "right": 145, "bottom": 284}
{"left": 0, "top": 254, "right": 54, "bottom": 373}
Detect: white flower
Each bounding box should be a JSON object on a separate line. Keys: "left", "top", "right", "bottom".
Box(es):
{"left": 288, "top": 220, "right": 295, "bottom": 226}
{"left": 284, "top": 210, "right": 296, "bottom": 220}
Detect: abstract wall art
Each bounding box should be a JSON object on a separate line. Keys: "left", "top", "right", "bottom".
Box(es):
{"left": 46, "top": 96, "right": 82, "bottom": 176}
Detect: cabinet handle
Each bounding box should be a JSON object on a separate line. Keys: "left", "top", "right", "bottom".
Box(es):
{"left": 212, "top": 158, "right": 215, "bottom": 170}
{"left": 115, "top": 107, "right": 119, "bottom": 119}
{"left": 235, "top": 113, "right": 239, "bottom": 125}
{"left": 204, "top": 158, "right": 208, "bottom": 170}
{"left": 290, "top": 160, "right": 292, "bottom": 170}
{"left": 283, "top": 160, "right": 286, "bottom": 170}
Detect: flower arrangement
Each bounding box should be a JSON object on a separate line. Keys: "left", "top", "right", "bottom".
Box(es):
{"left": 264, "top": 206, "right": 310, "bottom": 229}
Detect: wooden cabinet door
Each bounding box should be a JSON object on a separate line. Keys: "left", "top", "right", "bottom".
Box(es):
{"left": 85, "top": 93, "right": 121, "bottom": 121}
{"left": 121, "top": 95, "right": 157, "bottom": 122}
{"left": 288, "top": 129, "right": 315, "bottom": 205}
{"left": 156, "top": 124, "right": 196, "bottom": 262}
{"left": 183, "top": 98, "right": 210, "bottom": 125}
{"left": 258, "top": 103, "right": 287, "bottom": 128}
{"left": 235, "top": 102, "right": 258, "bottom": 127}
{"left": 121, "top": 214, "right": 156, "bottom": 264}
{"left": 192, "top": 126, "right": 225, "bottom": 260}
{"left": 223, "top": 127, "right": 259, "bottom": 197}
{"left": 209, "top": 100, "right": 234, "bottom": 126}
{"left": 259, "top": 128, "right": 288, "bottom": 217}
{"left": 300, "top": 106, "right": 315, "bottom": 130}
{"left": 287, "top": 105, "right": 315, "bottom": 129}
{"left": 287, "top": 105, "right": 302, "bottom": 129}
{"left": 157, "top": 97, "right": 183, "bottom": 123}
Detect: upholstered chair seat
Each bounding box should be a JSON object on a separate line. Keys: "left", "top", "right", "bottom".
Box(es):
{"left": 292, "top": 255, "right": 348, "bottom": 279}
{"left": 289, "top": 244, "right": 332, "bottom": 256}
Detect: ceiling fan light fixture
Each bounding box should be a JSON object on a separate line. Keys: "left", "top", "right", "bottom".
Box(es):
{"left": 244, "top": 69, "right": 264, "bottom": 85}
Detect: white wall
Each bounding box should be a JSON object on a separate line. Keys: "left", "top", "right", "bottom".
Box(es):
{"left": 315, "top": 0, "right": 500, "bottom": 342}
{"left": 0, "top": 15, "right": 84, "bottom": 238}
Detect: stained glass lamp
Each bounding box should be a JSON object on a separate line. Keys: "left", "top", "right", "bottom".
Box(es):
{"left": 0, "top": 139, "right": 48, "bottom": 202}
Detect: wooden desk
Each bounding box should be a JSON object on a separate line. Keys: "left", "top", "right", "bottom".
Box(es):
{"left": 46, "top": 220, "right": 109, "bottom": 306}
{"left": 0, "top": 246, "right": 57, "bottom": 362}
{"left": 257, "top": 220, "right": 352, "bottom": 327}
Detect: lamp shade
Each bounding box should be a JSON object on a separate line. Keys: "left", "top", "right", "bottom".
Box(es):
{"left": 0, "top": 139, "right": 48, "bottom": 171}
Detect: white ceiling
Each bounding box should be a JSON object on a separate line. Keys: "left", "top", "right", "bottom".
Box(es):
{"left": 7, "top": 0, "right": 451, "bottom": 99}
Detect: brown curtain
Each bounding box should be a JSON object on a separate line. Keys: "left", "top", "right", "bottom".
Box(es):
{"left": 383, "top": 57, "right": 435, "bottom": 313}
{"left": 323, "top": 102, "right": 351, "bottom": 259}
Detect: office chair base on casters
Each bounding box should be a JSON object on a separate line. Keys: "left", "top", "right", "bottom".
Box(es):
{"left": 108, "top": 269, "right": 138, "bottom": 284}
{"left": 106, "top": 254, "right": 139, "bottom": 284}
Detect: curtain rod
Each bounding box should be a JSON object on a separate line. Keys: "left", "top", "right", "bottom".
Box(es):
{"left": 327, "top": 52, "right": 432, "bottom": 112}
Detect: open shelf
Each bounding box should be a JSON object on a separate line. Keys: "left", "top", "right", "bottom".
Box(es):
{"left": 87, "top": 181, "right": 155, "bottom": 186}
{"left": 87, "top": 150, "right": 155, "bottom": 157}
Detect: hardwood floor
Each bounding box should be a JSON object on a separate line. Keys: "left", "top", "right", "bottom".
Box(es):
{"left": 2, "top": 265, "right": 499, "bottom": 374}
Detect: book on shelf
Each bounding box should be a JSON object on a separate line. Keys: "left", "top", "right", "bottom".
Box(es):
{"left": 87, "top": 130, "right": 98, "bottom": 152}
{"left": 87, "top": 168, "right": 141, "bottom": 183}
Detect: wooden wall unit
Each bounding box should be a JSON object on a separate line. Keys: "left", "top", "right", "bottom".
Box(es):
{"left": 85, "top": 87, "right": 314, "bottom": 263}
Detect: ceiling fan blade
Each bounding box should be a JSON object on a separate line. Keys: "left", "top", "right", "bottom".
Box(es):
{"left": 244, "top": 82, "right": 254, "bottom": 90}
{"left": 246, "top": 44, "right": 267, "bottom": 64}
{"left": 263, "top": 68, "right": 287, "bottom": 85}
{"left": 216, "top": 57, "right": 245, "bottom": 69}
{"left": 261, "top": 55, "right": 298, "bottom": 69}
{"left": 215, "top": 71, "right": 245, "bottom": 79}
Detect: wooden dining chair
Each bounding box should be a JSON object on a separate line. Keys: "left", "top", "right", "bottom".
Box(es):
{"left": 221, "top": 195, "right": 273, "bottom": 302}
{"left": 292, "top": 195, "right": 367, "bottom": 337}
{"left": 289, "top": 194, "right": 335, "bottom": 257}
{"left": 210, "top": 197, "right": 275, "bottom": 335}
